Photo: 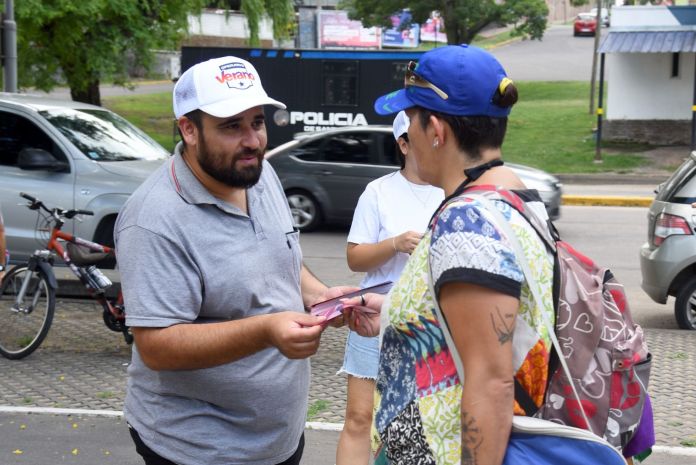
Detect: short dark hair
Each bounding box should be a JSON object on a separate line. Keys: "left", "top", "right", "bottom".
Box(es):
{"left": 415, "top": 80, "right": 518, "bottom": 160}
{"left": 417, "top": 111, "right": 508, "bottom": 161}
{"left": 178, "top": 109, "right": 204, "bottom": 148}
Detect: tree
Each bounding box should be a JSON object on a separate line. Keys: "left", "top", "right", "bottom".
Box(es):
{"left": 208, "top": 0, "right": 295, "bottom": 47}
{"left": 341, "top": 0, "right": 549, "bottom": 45}
{"left": 15, "top": 0, "right": 296, "bottom": 106}
{"left": 16, "top": 0, "right": 207, "bottom": 105}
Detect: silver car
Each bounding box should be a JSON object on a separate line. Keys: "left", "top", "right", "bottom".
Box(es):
{"left": 640, "top": 151, "right": 696, "bottom": 330}
{"left": 0, "top": 93, "right": 170, "bottom": 264}
{"left": 266, "top": 126, "right": 562, "bottom": 231}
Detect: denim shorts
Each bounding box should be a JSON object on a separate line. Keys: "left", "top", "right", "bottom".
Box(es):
{"left": 337, "top": 330, "right": 380, "bottom": 380}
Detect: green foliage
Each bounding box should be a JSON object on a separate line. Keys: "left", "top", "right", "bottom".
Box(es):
{"left": 341, "top": 0, "right": 548, "bottom": 44}
{"left": 221, "top": 0, "right": 295, "bottom": 47}
{"left": 15, "top": 0, "right": 207, "bottom": 105}
{"left": 104, "top": 83, "right": 651, "bottom": 174}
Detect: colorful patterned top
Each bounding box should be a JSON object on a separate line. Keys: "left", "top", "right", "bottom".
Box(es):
{"left": 373, "top": 189, "right": 555, "bottom": 465}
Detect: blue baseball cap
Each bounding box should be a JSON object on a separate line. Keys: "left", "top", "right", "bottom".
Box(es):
{"left": 374, "top": 44, "right": 511, "bottom": 118}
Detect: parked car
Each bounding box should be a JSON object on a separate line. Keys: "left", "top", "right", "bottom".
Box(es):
{"left": 640, "top": 151, "right": 696, "bottom": 330}
{"left": 589, "top": 7, "right": 610, "bottom": 27}
{"left": 574, "top": 13, "right": 598, "bottom": 37}
{"left": 0, "top": 93, "right": 170, "bottom": 265}
{"left": 265, "top": 126, "right": 562, "bottom": 231}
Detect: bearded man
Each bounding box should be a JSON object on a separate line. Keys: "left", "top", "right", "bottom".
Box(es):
{"left": 115, "top": 56, "right": 347, "bottom": 465}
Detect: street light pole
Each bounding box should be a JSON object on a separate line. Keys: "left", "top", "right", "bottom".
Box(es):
{"left": 2, "top": 0, "right": 17, "bottom": 92}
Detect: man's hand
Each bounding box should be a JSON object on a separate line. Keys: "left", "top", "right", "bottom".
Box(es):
{"left": 266, "top": 311, "right": 327, "bottom": 359}
{"left": 309, "top": 286, "right": 360, "bottom": 328}
{"left": 342, "top": 293, "right": 385, "bottom": 337}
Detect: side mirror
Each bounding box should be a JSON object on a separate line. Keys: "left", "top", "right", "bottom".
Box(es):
{"left": 17, "top": 148, "right": 69, "bottom": 172}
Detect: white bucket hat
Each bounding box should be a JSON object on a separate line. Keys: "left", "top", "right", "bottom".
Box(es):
{"left": 173, "top": 56, "right": 286, "bottom": 119}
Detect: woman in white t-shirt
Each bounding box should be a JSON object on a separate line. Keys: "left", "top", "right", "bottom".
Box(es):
{"left": 335, "top": 111, "right": 444, "bottom": 465}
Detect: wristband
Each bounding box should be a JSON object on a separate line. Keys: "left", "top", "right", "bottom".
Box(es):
{"left": 392, "top": 237, "right": 397, "bottom": 253}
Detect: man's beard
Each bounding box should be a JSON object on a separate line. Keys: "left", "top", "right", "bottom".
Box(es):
{"left": 196, "top": 135, "right": 265, "bottom": 188}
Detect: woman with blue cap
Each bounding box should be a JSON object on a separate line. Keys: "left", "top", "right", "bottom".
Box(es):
{"left": 336, "top": 110, "right": 443, "bottom": 465}
{"left": 343, "top": 45, "right": 556, "bottom": 465}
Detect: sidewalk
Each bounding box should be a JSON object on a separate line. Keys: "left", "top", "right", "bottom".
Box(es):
{"left": 0, "top": 300, "right": 695, "bottom": 464}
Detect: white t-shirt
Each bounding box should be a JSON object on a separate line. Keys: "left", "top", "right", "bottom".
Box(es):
{"left": 347, "top": 171, "right": 445, "bottom": 288}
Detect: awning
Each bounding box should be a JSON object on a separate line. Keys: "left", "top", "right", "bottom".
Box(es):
{"left": 598, "top": 30, "right": 696, "bottom": 53}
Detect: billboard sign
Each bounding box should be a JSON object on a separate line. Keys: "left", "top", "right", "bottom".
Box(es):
{"left": 382, "top": 10, "right": 420, "bottom": 48}
{"left": 317, "top": 10, "right": 381, "bottom": 49}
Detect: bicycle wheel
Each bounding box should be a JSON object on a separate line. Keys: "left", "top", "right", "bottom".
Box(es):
{"left": 0, "top": 265, "right": 56, "bottom": 359}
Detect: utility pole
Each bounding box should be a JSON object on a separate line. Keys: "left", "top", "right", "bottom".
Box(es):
{"left": 589, "top": 0, "right": 602, "bottom": 115}
{"left": 2, "top": 0, "right": 17, "bottom": 92}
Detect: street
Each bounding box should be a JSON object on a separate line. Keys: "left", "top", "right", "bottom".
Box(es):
{"left": 1, "top": 204, "right": 695, "bottom": 464}
{"left": 301, "top": 205, "right": 675, "bottom": 330}
{"left": 490, "top": 24, "right": 595, "bottom": 81}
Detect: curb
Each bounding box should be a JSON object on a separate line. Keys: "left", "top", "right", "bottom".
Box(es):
{"left": 562, "top": 195, "right": 653, "bottom": 207}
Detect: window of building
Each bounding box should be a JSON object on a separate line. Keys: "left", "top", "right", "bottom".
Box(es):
{"left": 671, "top": 53, "right": 680, "bottom": 78}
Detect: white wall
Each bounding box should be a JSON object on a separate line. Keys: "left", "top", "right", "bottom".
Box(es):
{"left": 606, "top": 52, "right": 695, "bottom": 120}
{"left": 188, "top": 10, "right": 274, "bottom": 41}
{"left": 611, "top": 5, "right": 682, "bottom": 28}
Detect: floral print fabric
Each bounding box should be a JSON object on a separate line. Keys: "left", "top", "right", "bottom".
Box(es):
{"left": 374, "top": 193, "right": 555, "bottom": 465}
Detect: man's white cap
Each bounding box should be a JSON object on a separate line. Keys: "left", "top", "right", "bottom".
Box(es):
{"left": 392, "top": 111, "right": 410, "bottom": 141}
{"left": 173, "top": 56, "right": 286, "bottom": 119}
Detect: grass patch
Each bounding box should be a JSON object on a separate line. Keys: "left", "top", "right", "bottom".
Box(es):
{"left": 306, "top": 399, "right": 329, "bottom": 421}
{"left": 96, "top": 391, "right": 114, "bottom": 399}
{"left": 103, "top": 81, "right": 651, "bottom": 174}
{"left": 472, "top": 30, "right": 518, "bottom": 49}
{"left": 680, "top": 438, "right": 696, "bottom": 447}
{"left": 503, "top": 81, "right": 646, "bottom": 174}
{"left": 102, "top": 93, "right": 178, "bottom": 152}
{"left": 668, "top": 352, "right": 688, "bottom": 361}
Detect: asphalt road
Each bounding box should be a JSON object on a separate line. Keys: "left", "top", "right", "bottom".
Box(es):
{"left": 300, "top": 204, "right": 676, "bottom": 331}
{"left": 491, "top": 24, "right": 596, "bottom": 81}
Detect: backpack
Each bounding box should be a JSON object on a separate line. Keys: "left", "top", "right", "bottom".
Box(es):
{"left": 462, "top": 187, "right": 652, "bottom": 451}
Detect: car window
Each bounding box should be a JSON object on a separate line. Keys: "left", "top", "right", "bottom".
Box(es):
{"left": 0, "top": 111, "right": 68, "bottom": 167}
{"left": 39, "top": 108, "right": 169, "bottom": 162}
{"left": 292, "top": 139, "right": 323, "bottom": 162}
{"left": 656, "top": 158, "right": 696, "bottom": 202}
{"left": 379, "top": 134, "right": 400, "bottom": 167}
{"left": 322, "top": 133, "right": 374, "bottom": 164}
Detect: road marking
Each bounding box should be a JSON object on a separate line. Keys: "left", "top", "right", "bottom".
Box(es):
{"left": 3, "top": 406, "right": 695, "bottom": 457}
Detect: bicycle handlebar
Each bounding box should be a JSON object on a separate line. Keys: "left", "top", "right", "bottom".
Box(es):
{"left": 19, "top": 193, "right": 94, "bottom": 219}
{"left": 20, "top": 192, "right": 37, "bottom": 202}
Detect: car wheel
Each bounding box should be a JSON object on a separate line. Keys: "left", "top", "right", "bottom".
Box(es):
{"left": 674, "top": 275, "right": 696, "bottom": 330}
{"left": 286, "top": 190, "right": 321, "bottom": 232}
{"left": 93, "top": 216, "right": 117, "bottom": 269}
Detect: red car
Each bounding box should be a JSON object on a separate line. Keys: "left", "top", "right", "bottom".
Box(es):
{"left": 574, "top": 13, "right": 597, "bottom": 36}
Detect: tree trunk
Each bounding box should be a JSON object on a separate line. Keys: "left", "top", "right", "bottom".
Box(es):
{"left": 71, "top": 80, "right": 101, "bottom": 106}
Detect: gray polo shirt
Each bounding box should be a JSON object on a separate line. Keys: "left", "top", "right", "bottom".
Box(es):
{"left": 115, "top": 144, "right": 308, "bottom": 465}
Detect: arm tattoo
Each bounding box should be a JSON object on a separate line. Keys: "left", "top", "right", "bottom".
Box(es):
{"left": 461, "top": 410, "right": 483, "bottom": 465}
{"left": 490, "top": 305, "right": 515, "bottom": 345}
